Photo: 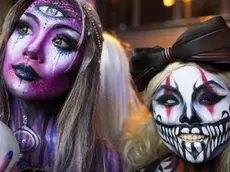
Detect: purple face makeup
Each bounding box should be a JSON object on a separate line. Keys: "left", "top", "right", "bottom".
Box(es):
{"left": 151, "top": 66, "right": 230, "bottom": 163}
{"left": 3, "top": 0, "right": 84, "bottom": 100}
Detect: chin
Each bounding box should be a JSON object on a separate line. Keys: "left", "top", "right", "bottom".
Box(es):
{"left": 7, "top": 87, "right": 42, "bottom": 100}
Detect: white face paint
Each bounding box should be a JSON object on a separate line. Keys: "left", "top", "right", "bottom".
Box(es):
{"left": 152, "top": 66, "right": 230, "bottom": 163}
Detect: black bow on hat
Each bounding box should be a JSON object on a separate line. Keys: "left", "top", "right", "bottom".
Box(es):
{"left": 131, "top": 16, "right": 230, "bottom": 92}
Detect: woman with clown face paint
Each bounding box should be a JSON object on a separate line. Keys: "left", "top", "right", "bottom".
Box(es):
{"left": 0, "top": 0, "right": 122, "bottom": 171}
{"left": 121, "top": 16, "right": 230, "bottom": 172}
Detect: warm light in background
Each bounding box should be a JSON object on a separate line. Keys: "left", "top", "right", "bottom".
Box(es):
{"left": 183, "top": 0, "right": 192, "bottom": 3}
{"left": 163, "top": 0, "right": 175, "bottom": 7}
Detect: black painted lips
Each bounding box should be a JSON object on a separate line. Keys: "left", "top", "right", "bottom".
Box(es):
{"left": 13, "top": 64, "right": 41, "bottom": 81}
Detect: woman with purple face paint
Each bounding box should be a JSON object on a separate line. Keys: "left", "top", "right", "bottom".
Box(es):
{"left": 0, "top": 0, "right": 122, "bottom": 171}
{"left": 121, "top": 16, "right": 230, "bottom": 172}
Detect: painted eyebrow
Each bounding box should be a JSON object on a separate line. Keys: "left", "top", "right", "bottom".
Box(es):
{"left": 193, "top": 80, "right": 225, "bottom": 92}
{"left": 24, "top": 12, "right": 39, "bottom": 25}
{"left": 154, "top": 85, "right": 181, "bottom": 96}
{"left": 52, "top": 24, "right": 81, "bottom": 34}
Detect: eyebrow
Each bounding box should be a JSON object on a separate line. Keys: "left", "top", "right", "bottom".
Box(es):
{"left": 24, "top": 12, "right": 39, "bottom": 25}
{"left": 193, "top": 80, "right": 225, "bottom": 92}
{"left": 154, "top": 85, "right": 181, "bottom": 95}
{"left": 52, "top": 24, "right": 81, "bottom": 34}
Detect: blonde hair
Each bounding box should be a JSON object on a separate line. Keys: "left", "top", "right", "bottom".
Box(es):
{"left": 122, "top": 61, "right": 230, "bottom": 171}
{"left": 98, "top": 33, "right": 146, "bottom": 149}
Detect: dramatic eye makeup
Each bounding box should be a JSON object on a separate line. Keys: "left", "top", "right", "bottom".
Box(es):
{"left": 198, "top": 92, "right": 226, "bottom": 105}
{"left": 52, "top": 34, "right": 78, "bottom": 51}
{"left": 154, "top": 85, "right": 182, "bottom": 107}
{"left": 193, "top": 81, "right": 227, "bottom": 105}
{"left": 156, "top": 95, "right": 179, "bottom": 107}
{"left": 15, "top": 20, "right": 33, "bottom": 36}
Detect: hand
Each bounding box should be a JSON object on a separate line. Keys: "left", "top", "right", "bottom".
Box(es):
{"left": 0, "top": 151, "right": 20, "bottom": 172}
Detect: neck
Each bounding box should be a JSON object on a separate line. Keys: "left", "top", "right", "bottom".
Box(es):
{"left": 8, "top": 95, "right": 61, "bottom": 168}
{"left": 168, "top": 153, "right": 221, "bottom": 172}
{"left": 10, "top": 95, "right": 65, "bottom": 121}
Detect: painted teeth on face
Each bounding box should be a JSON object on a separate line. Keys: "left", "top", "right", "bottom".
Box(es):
{"left": 162, "top": 126, "right": 165, "bottom": 134}
{"left": 221, "top": 134, "right": 226, "bottom": 144}
{"left": 179, "top": 134, "right": 207, "bottom": 142}
{"left": 173, "top": 139, "right": 179, "bottom": 151}
{"left": 166, "top": 127, "right": 169, "bottom": 136}
{"left": 210, "top": 126, "right": 215, "bottom": 136}
{"left": 219, "top": 124, "right": 223, "bottom": 135}
{"left": 185, "top": 142, "right": 192, "bottom": 152}
{"left": 168, "top": 128, "right": 171, "bottom": 137}
{"left": 202, "top": 127, "right": 209, "bottom": 135}
{"left": 156, "top": 114, "right": 230, "bottom": 163}
{"left": 172, "top": 128, "right": 176, "bottom": 137}
{"left": 207, "top": 126, "right": 212, "bottom": 137}
{"left": 214, "top": 137, "right": 218, "bottom": 148}
{"left": 185, "top": 151, "right": 194, "bottom": 162}
{"left": 175, "top": 127, "right": 179, "bottom": 135}
{"left": 191, "top": 128, "right": 200, "bottom": 134}
{"left": 194, "top": 142, "right": 202, "bottom": 153}
{"left": 219, "top": 134, "right": 223, "bottom": 145}
{"left": 169, "top": 137, "right": 174, "bottom": 145}
{"left": 211, "top": 140, "right": 215, "bottom": 152}
{"left": 181, "top": 128, "right": 189, "bottom": 134}
{"left": 215, "top": 126, "right": 219, "bottom": 135}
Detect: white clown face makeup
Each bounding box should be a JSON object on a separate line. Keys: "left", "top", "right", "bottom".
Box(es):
{"left": 3, "top": 0, "right": 84, "bottom": 100}
{"left": 152, "top": 66, "right": 230, "bottom": 163}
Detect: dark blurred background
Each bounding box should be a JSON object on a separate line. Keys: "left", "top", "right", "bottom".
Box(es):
{"left": 1, "top": 0, "right": 230, "bottom": 48}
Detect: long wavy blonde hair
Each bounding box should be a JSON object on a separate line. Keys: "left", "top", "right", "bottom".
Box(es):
{"left": 121, "top": 61, "right": 230, "bottom": 171}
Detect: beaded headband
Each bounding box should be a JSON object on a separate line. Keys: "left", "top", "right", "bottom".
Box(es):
{"left": 80, "top": 1, "right": 103, "bottom": 58}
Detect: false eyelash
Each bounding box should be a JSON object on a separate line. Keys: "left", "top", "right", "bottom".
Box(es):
{"left": 16, "top": 20, "right": 33, "bottom": 34}
{"left": 55, "top": 34, "right": 78, "bottom": 50}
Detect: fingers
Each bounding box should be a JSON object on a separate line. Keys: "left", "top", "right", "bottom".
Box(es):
{"left": 9, "top": 161, "right": 21, "bottom": 172}
{"left": 0, "top": 150, "right": 13, "bottom": 172}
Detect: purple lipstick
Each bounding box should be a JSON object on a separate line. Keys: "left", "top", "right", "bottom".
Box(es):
{"left": 13, "top": 64, "right": 41, "bottom": 81}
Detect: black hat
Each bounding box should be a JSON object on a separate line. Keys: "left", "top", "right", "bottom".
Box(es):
{"left": 131, "top": 16, "right": 230, "bottom": 92}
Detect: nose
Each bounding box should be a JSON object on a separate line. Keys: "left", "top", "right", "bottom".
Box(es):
{"left": 23, "top": 40, "right": 44, "bottom": 63}
{"left": 179, "top": 105, "right": 202, "bottom": 125}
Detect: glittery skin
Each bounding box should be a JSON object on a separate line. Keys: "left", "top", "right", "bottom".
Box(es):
{"left": 3, "top": 0, "right": 84, "bottom": 170}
